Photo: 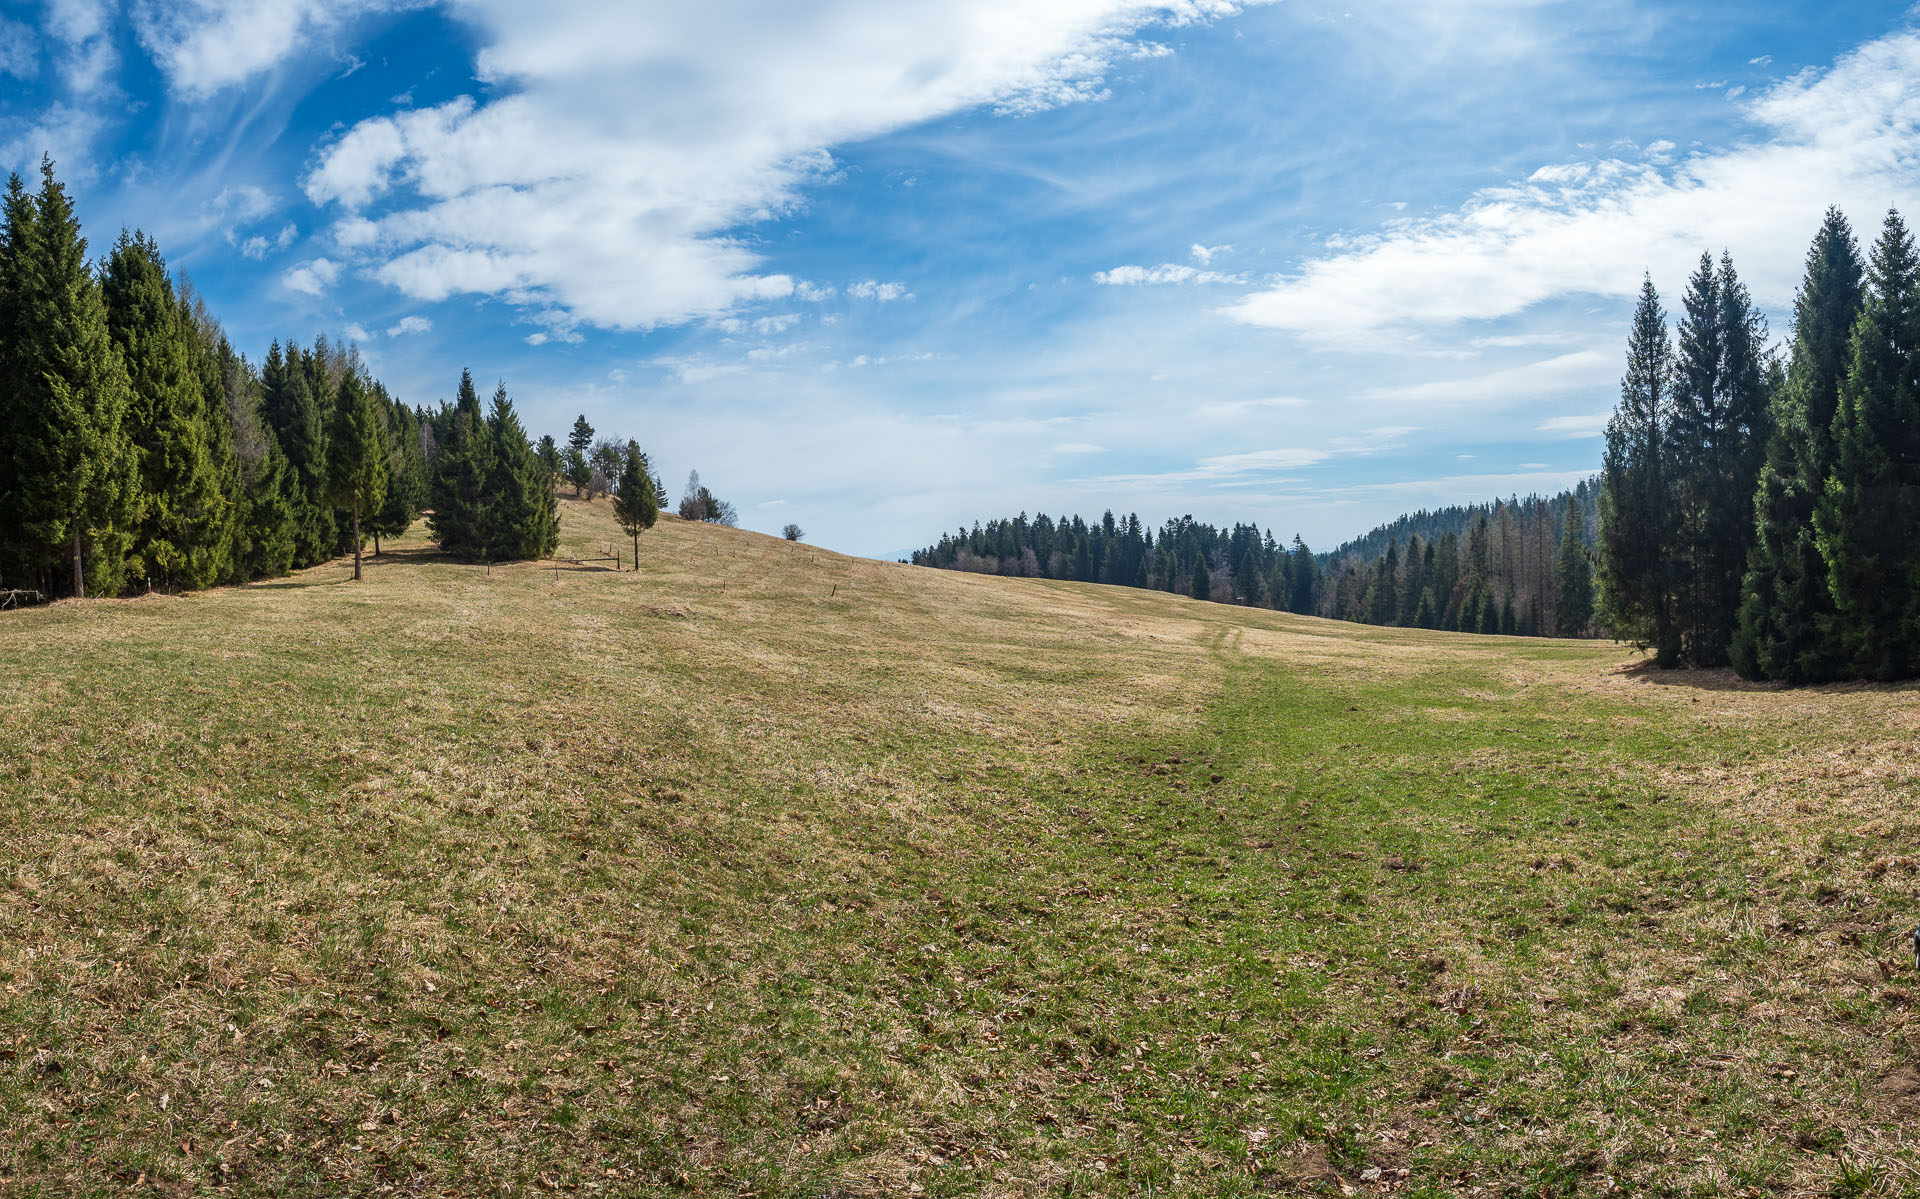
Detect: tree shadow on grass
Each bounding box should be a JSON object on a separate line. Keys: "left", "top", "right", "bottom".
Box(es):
{"left": 247, "top": 543, "right": 455, "bottom": 589}
{"left": 1618, "top": 657, "right": 1920, "bottom": 695}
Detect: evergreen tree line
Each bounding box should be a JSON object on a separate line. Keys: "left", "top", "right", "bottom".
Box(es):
{"left": 1600, "top": 207, "right": 1920, "bottom": 682}
{"left": 0, "top": 159, "right": 428, "bottom": 596}
{"left": 0, "top": 159, "right": 599, "bottom": 600}
{"left": 912, "top": 484, "right": 1601, "bottom": 638}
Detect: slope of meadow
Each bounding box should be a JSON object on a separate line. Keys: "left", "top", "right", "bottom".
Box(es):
{"left": 2, "top": 495, "right": 1918, "bottom": 1196}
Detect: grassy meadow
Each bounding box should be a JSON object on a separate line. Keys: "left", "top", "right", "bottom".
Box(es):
{"left": 2, "top": 494, "right": 1919, "bottom": 1196}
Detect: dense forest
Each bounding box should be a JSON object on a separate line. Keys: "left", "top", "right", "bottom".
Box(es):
{"left": 1599, "top": 208, "right": 1920, "bottom": 683}
{"left": 0, "top": 160, "right": 664, "bottom": 602}
{"left": 911, "top": 481, "right": 1601, "bottom": 638}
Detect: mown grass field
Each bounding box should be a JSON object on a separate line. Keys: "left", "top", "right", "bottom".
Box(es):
{"left": 3, "top": 494, "right": 1919, "bottom": 1197}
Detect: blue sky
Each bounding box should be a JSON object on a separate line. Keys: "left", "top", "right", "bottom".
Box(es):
{"left": 5, "top": 0, "right": 1920, "bottom": 557}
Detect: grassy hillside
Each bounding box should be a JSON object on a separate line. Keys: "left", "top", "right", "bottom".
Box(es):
{"left": 3, "top": 494, "right": 1918, "bottom": 1196}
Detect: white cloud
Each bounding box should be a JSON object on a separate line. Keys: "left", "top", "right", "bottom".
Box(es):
{"left": 1750, "top": 55, "right": 1772, "bottom": 67}
{"left": 848, "top": 280, "right": 912, "bottom": 302}
{"left": 132, "top": 0, "right": 387, "bottom": 98}
{"left": 0, "top": 103, "right": 106, "bottom": 177}
{"left": 1193, "top": 395, "right": 1306, "bottom": 419}
{"left": 793, "top": 281, "right": 835, "bottom": 301}
{"left": 387, "top": 315, "right": 433, "bottom": 336}
{"left": 1356, "top": 349, "right": 1614, "bottom": 404}
{"left": 211, "top": 185, "right": 278, "bottom": 223}
{"left": 283, "top": 257, "right": 341, "bottom": 296}
{"left": 1535, "top": 411, "right": 1611, "bottom": 438}
{"left": 0, "top": 18, "right": 37, "bottom": 81}
{"left": 1224, "top": 30, "right": 1920, "bottom": 342}
{"left": 1190, "top": 242, "right": 1229, "bottom": 264}
{"left": 718, "top": 312, "right": 803, "bottom": 334}
{"left": 841, "top": 350, "right": 935, "bottom": 368}
{"left": 1093, "top": 263, "right": 1248, "bottom": 285}
{"left": 1080, "top": 425, "right": 1412, "bottom": 491}
{"left": 46, "top": 0, "right": 116, "bottom": 92}
{"left": 342, "top": 322, "right": 372, "bottom": 342}
{"left": 270, "top": 1, "right": 1266, "bottom": 331}
{"left": 303, "top": 111, "right": 410, "bottom": 208}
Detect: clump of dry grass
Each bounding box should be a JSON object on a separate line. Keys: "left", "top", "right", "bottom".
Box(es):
{"left": 2, "top": 494, "right": 1918, "bottom": 1196}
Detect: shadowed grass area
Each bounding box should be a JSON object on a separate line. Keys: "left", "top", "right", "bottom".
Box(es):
{"left": 2, "top": 494, "right": 1918, "bottom": 1196}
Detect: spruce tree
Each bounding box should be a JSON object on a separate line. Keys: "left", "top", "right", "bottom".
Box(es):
{"left": 327, "top": 371, "right": 388, "bottom": 581}
{"left": 103, "top": 231, "right": 232, "bottom": 590}
{"left": 1815, "top": 209, "right": 1920, "bottom": 680}
{"left": 1599, "top": 276, "right": 1680, "bottom": 663}
{"left": 260, "top": 342, "right": 334, "bottom": 566}
{"left": 1369, "top": 540, "right": 1399, "bottom": 624}
{"left": 1734, "top": 209, "right": 1864, "bottom": 681}
{"left": 236, "top": 432, "right": 300, "bottom": 578}
{"left": 1, "top": 159, "right": 140, "bottom": 598}
{"left": 1287, "top": 537, "right": 1317, "bottom": 613}
{"left": 178, "top": 299, "right": 245, "bottom": 584}
{"left": 568, "top": 413, "right": 594, "bottom": 456}
{"left": 1665, "top": 252, "right": 1770, "bottom": 665}
{"left": 1191, "top": 553, "right": 1211, "bottom": 601}
{"left": 0, "top": 171, "right": 33, "bottom": 589}
{"left": 482, "top": 383, "right": 555, "bottom": 561}
{"left": 565, "top": 446, "right": 591, "bottom": 497}
{"left": 428, "top": 369, "right": 495, "bottom": 558}
{"left": 613, "top": 441, "right": 659, "bottom": 567}
{"left": 1553, "top": 497, "right": 1593, "bottom": 636}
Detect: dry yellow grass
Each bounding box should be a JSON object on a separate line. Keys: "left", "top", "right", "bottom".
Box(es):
{"left": 2, "top": 493, "right": 1918, "bottom": 1196}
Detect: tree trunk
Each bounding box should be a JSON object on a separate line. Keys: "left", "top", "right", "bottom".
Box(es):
{"left": 632, "top": 534, "right": 639, "bottom": 571}
{"left": 352, "top": 502, "right": 362, "bottom": 581}
{"left": 374, "top": 531, "right": 382, "bottom": 557}
{"left": 71, "top": 524, "right": 85, "bottom": 600}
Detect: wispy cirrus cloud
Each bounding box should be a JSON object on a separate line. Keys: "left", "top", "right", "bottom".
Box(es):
{"left": 1093, "top": 263, "right": 1249, "bottom": 285}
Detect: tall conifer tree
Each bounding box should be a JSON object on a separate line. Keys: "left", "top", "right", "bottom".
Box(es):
{"left": 0, "top": 171, "right": 34, "bottom": 589}
{"left": 1, "top": 160, "right": 140, "bottom": 597}
{"left": 1599, "top": 276, "right": 1679, "bottom": 663}
{"left": 327, "top": 371, "right": 388, "bottom": 581}
{"left": 1734, "top": 209, "right": 1864, "bottom": 681}
{"left": 1553, "top": 498, "right": 1593, "bottom": 636}
{"left": 1816, "top": 209, "right": 1920, "bottom": 680}
{"left": 482, "top": 383, "right": 556, "bottom": 560}
{"left": 260, "top": 341, "right": 334, "bottom": 566}
{"left": 103, "top": 231, "right": 232, "bottom": 589}
{"left": 428, "top": 369, "right": 496, "bottom": 558}
{"left": 1665, "top": 252, "right": 1770, "bottom": 665}
{"left": 613, "top": 441, "right": 659, "bottom": 567}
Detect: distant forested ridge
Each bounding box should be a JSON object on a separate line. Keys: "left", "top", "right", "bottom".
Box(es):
{"left": 911, "top": 480, "right": 1603, "bottom": 638}
{"left": 1326, "top": 480, "right": 1599, "bottom": 565}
